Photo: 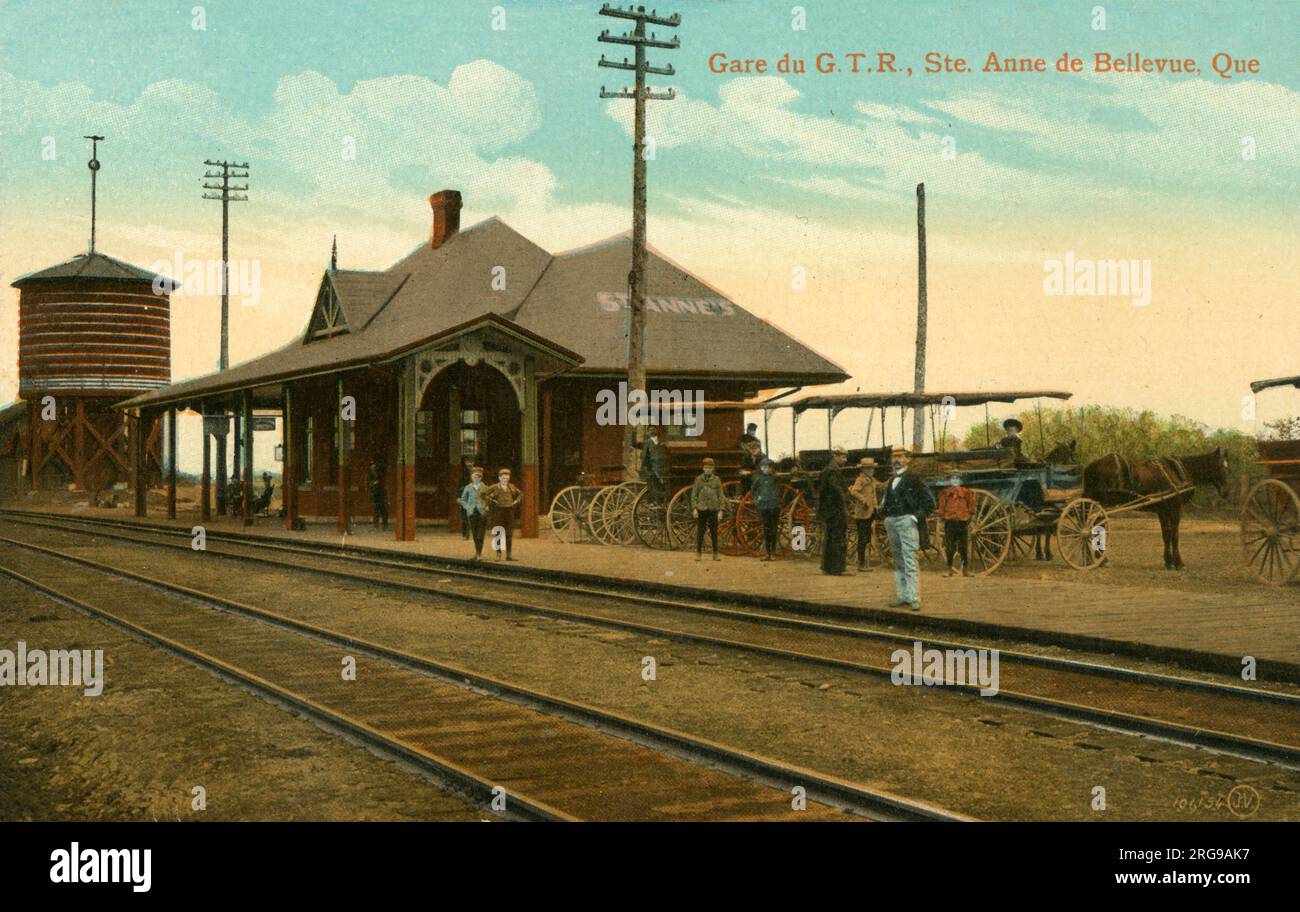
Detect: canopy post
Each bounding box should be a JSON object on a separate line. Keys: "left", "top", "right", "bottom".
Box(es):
{"left": 984, "top": 403, "right": 991, "bottom": 447}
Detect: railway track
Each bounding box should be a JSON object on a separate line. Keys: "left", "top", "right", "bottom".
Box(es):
{"left": 0, "top": 531, "right": 965, "bottom": 823}
{"left": 5, "top": 510, "right": 1300, "bottom": 770}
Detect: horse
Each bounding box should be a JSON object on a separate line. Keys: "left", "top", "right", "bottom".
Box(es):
{"left": 1082, "top": 448, "right": 1230, "bottom": 569}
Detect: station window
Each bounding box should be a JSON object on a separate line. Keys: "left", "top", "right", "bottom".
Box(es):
{"left": 460, "top": 408, "right": 484, "bottom": 461}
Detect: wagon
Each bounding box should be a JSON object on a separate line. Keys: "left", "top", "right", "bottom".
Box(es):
{"left": 1241, "top": 375, "right": 1300, "bottom": 584}
{"left": 709, "top": 389, "right": 1122, "bottom": 575}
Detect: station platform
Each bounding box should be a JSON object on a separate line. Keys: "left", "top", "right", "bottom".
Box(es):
{"left": 5, "top": 502, "right": 1297, "bottom": 679}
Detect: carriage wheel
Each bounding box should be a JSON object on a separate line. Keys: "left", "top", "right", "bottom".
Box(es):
{"left": 965, "top": 490, "right": 1013, "bottom": 576}
{"left": 603, "top": 482, "right": 644, "bottom": 546}
{"left": 873, "top": 521, "right": 893, "bottom": 565}
{"left": 717, "top": 480, "right": 749, "bottom": 555}
{"left": 548, "top": 485, "right": 590, "bottom": 543}
{"left": 632, "top": 487, "right": 672, "bottom": 550}
{"left": 665, "top": 486, "right": 695, "bottom": 550}
{"left": 585, "top": 486, "right": 615, "bottom": 544}
{"left": 1056, "top": 497, "right": 1109, "bottom": 571}
{"left": 1240, "top": 478, "right": 1300, "bottom": 585}
{"left": 727, "top": 492, "right": 764, "bottom": 555}
{"left": 782, "top": 489, "right": 821, "bottom": 559}
{"left": 1006, "top": 503, "right": 1039, "bottom": 561}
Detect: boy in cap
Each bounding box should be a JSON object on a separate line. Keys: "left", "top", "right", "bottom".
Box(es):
{"left": 848, "top": 457, "right": 880, "bottom": 572}
{"left": 479, "top": 467, "right": 523, "bottom": 560}
{"left": 690, "top": 457, "right": 724, "bottom": 561}
{"left": 750, "top": 457, "right": 781, "bottom": 561}
{"left": 936, "top": 471, "right": 977, "bottom": 577}
{"left": 457, "top": 466, "right": 488, "bottom": 558}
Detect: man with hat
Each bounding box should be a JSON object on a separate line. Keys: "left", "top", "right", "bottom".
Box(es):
{"left": 479, "top": 467, "right": 523, "bottom": 560}
{"left": 999, "top": 418, "right": 1027, "bottom": 465}
{"left": 690, "top": 457, "right": 724, "bottom": 561}
{"left": 816, "top": 446, "right": 850, "bottom": 575}
{"left": 848, "top": 457, "right": 880, "bottom": 572}
{"left": 878, "top": 447, "right": 935, "bottom": 610}
{"left": 638, "top": 426, "right": 670, "bottom": 500}
{"left": 458, "top": 465, "right": 489, "bottom": 559}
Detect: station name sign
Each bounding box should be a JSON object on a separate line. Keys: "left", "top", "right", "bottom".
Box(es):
{"left": 597, "top": 291, "right": 737, "bottom": 317}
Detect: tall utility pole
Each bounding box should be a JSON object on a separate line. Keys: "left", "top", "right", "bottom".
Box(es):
{"left": 84, "top": 135, "right": 104, "bottom": 253}
{"left": 599, "top": 3, "right": 679, "bottom": 476}
{"left": 913, "top": 182, "right": 928, "bottom": 451}
{"left": 202, "top": 159, "right": 249, "bottom": 514}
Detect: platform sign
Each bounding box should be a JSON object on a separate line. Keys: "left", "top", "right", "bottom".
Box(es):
{"left": 253, "top": 416, "right": 277, "bottom": 432}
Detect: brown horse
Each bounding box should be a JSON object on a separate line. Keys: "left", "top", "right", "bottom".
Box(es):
{"left": 1082, "top": 448, "right": 1230, "bottom": 569}
{"left": 1030, "top": 439, "right": 1077, "bottom": 560}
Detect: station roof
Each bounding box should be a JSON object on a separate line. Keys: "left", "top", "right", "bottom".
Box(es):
{"left": 117, "top": 213, "right": 848, "bottom": 411}
{"left": 705, "top": 389, "right": 1073, "bottom": 412}
{"left": 11, "top": 251, "right": 178, "bottom": 289}
{"left": 1250, "top": 375, "right": 1300, "bottom": 393}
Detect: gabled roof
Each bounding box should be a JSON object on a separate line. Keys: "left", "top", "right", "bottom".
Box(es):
{"left": 513, "top": 234, "right": 846, "bottom": 383}
{"left": 117, "top": 214, "right": 847, "bottom": 410}
{"left": 12, "top": 251, "right": 177, "bottom": 289}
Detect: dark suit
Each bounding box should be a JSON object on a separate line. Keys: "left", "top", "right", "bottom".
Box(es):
{"left": 816, "top": 463, "right": 849, "bottom": 574}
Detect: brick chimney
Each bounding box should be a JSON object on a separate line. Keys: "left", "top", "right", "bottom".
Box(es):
{"left": 429, "top": 190, "right": 463, "bottom": 249}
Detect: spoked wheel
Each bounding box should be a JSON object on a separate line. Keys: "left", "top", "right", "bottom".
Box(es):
{"left": 1240, "top": 478, "right": 1300, "bottom": 585}
{"left": 1056, "top": 496, "right": 1110, "bottom": 570}
{"left": 548, "top": 485, "right": 591, "bottom": 543}
{"left": 602, "top": 482, "right": 644, "bottom": 546}
{"left": 964, "top": 490, "right": 1013, "bottom": 576}
{"left": 1006, "top": 503, "right": 1039, "bottom": 561}
{"left": 632, "top": 487, "right": 672, "bottom": 550}
{"left": 586, "top": 486, "right": 616, "bottom": 544}
{"left": 782, "top": 489, "right": 820, "bottom": 559}
{"left": 729, "top": 492, "right": 764, "bottom": 556}
{"left": 718, "top": 480, "right": 748, "bottom": 555}
{"left": 665, "top": 486, "right": 695, "bottom": 550}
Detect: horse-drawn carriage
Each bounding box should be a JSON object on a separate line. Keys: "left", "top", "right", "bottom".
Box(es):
{"left": 1241, "top": 374, "right": 1300, "bottom": 584}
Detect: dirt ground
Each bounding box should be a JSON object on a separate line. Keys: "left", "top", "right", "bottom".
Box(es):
{"left": 7, "top": 522, "right": 1297, "bottom": 822}
{"left": 0, "top": 578, "right": 489, "bottom": 822}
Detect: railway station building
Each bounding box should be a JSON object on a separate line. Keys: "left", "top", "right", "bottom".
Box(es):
{"left": 118, "top": 189, "right": 847, "bottom": 539}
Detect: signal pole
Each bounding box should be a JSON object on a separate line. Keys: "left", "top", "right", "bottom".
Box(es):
{"left": 83, "top": 135, "right": 104, "bottom": 253}
{"left": 599, "top": 3, "right": 679, "bottom": 476}
{"left": 202, "top": 159, "right": 249, "bottom": 514}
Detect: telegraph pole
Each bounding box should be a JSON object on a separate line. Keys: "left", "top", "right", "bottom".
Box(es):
{"left": 913, "top": 182, "right": 928, "bottom": 451}
{"left": 202, "top": 159, "right": 249, "bottom": 514}
{"left": 599, "top": 3, "right": 679, "bottom": 476}
{"left": 83, "top": 135, "right": 104, "bottom": 253}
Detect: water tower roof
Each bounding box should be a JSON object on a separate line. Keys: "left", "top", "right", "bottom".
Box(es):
{"left": 11, "top": 251, "right": 177, "bottom": 289}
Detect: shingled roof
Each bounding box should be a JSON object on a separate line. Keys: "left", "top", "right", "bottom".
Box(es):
{"left": 118, "top": 211, "right": 847, "bottom": 411}
{"left": 12, "top": 251, "right": 178, "bottom": 289}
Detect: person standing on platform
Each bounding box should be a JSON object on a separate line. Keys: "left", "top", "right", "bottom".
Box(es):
{"left": 817, "top": 447, "right": 850, "bottom": 575}
{"left": 639, "top": 427, "right": 669, "bottom": 500}
{"left": 367, "top": 463, "right": 388, "bottom": 531}
{"left": 878, "top": 448, "right": 935, "bottom": 611}
{"left": 849, "top": 457, "right": 880, "bottom": 572}
{"left": 936, "top": 471, "right": 976, "bottom": 577}
{"left": 457, "top": 456, "right": 475, "bottom": 539}
{"left": 751, "top": 457, "right": 781, "bottom": 561}
{"left": 458, "top": 466, "right": 488, "bottom": 559}
{"left": 480, "top": 467, "right": 523, "bottom": 561}
{"left": 690, "top": 457, "right": 724, "bottom": 562}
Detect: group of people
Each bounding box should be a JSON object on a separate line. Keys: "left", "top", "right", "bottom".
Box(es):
{"left": 458, "top": 463, "right": 524, "bottom": 560}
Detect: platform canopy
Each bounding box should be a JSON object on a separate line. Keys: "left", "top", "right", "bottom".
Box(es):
{"left": 705, "top": 389, "right": 1073, "bottom": 414}
{"left": 1250, "top": 375, "right": 1300, "bottom": 394}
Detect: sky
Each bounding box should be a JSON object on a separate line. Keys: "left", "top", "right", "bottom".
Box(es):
{"left": 1, "top": 0, "right": 1297, "bottom": 468}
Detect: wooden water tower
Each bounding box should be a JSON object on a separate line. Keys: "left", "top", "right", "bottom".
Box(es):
{"left": 10, "top": 136, "right": 176, "bottom": 492}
